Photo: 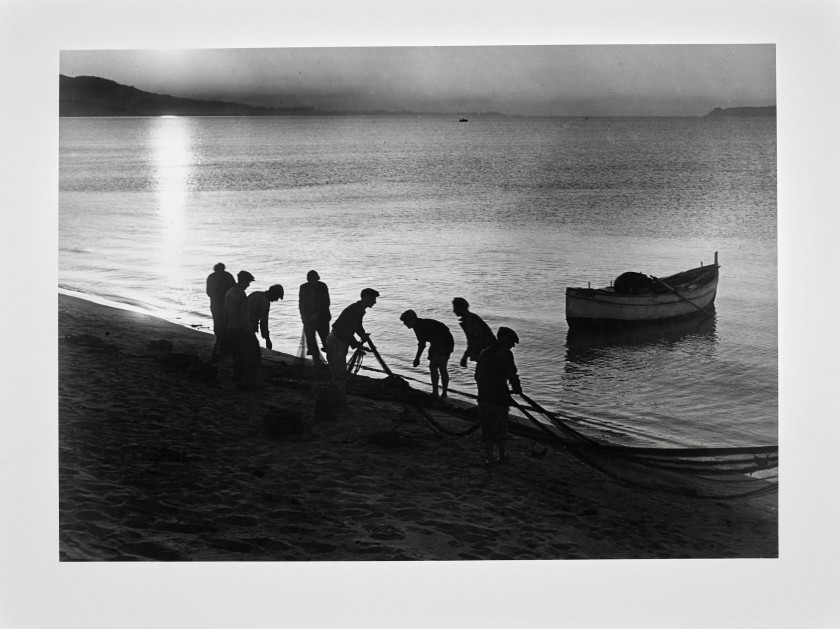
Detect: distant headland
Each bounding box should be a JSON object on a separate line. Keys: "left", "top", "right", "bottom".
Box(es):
{"left": 58, "top": 75, "right": 505, "bottom": 118}
{"left": 704, "top": 106, "right": 776, "bottom": 117}
{"left": 60, "top": 74, "right": 776, "bottom": 119}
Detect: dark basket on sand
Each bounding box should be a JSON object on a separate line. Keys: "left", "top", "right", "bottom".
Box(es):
{"left": 263, "top": 408, "right": 306, "bottom": 440}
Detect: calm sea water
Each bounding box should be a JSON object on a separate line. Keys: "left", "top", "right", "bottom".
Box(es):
{"left": 59, "top": 115, "right": 777, "bottom": 448}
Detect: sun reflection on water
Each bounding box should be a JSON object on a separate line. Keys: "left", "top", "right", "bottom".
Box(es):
{"left": 150, "top": 117, "right": 193, "bottom": 301}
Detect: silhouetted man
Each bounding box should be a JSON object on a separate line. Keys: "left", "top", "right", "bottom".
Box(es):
{"left": 206, "top": 262, "right": 235, "bottom": 360}
{"left": 325, "top": 288, "right": 379, "bottom": 410}
{"left": 224, "top": 270, "right": 259, "bottom": 390}
{"left": 475, "top": 327, "right": 522, "bottom": 466}
{"left": 298, "top": 270, "right": 331, "bottom": 364}
{"left": 452, "top": 297, "right": 495, "bottom": 368}
{"left": 248, "top": 284, "right": 284, "bottom": 350}
{"left": 400, "top": 309, "right": 454, "bottom": 399}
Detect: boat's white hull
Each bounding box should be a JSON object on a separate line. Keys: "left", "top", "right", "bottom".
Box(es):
{"left": 566, "top": 275, "right": 718, "bottom": 327}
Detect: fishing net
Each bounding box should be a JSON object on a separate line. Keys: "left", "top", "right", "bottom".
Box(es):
{"left": 343, "top": 354, "right": 778, "bottom": 500}
{"left": 513, "top": 394, "right": 778, "bottom": 500}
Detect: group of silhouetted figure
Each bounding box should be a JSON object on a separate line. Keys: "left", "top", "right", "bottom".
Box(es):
{"left": 206, "top": 262, "right": 524, "bottom": 465}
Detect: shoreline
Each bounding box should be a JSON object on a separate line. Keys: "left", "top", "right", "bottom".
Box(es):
{"left": 58, "top": 292, "right": 777, "bottom": 561}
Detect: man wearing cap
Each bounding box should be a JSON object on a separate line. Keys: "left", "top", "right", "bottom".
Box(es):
{"left": 224, "top": 270, "right": 260, "bottom": 390}
{"left": 248, "top": 284, "right": 284, "bottom": 350}
{"left": 325, "top": 288, "right": 380, "bottom": 408}
{"left": 206, "top": 263, "right": 236, "bottom": 361}
{"left": 474, "top": 326, "right": 523, "bottom": 465}
{"left": 452, "top": 297, "right": 496, "bottom": 368}
{"left": 298, "top": 270, "right": 331, "bottom": 364}
{"left": 400, "top": 309, "right": 455, "bottom": 399}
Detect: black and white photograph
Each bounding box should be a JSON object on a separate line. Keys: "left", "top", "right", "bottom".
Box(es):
{"left": 2, "top": 1, "right": 839, "bottom": 627}
{"left": 56, "top": 43, "right": 780, "bottom": 558}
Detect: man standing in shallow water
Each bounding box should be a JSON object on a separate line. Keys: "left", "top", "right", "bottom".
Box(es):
{"left": 298, "top": 270, "right": 331, "bottom": 364}
{"left": 452, "top": 297, "right": 496, "bottom": 368}
{"left": 400, "top": 309, "right": 454, "bottom": 399}
{"left": 325, "top": 288, "right": 380, "bottom": 411}
{"left": 475, "top": 326, "right": 522, "bottom": 465}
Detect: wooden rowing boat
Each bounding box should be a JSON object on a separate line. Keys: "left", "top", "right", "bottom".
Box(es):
{"left": 565, "top": 253, "right": 720, "bottom": 329}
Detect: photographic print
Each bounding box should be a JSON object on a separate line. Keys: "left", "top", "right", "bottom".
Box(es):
{"left": 5, "top": 0, "right": 840, "bottom": 625}
{"left": 57, "top": 44, "right": 778, "bottom": 562}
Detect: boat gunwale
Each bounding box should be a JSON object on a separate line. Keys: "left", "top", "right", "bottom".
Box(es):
{"left": 567, "top": 262, "right": 719, "bottom": 300}
{"left": 566, "top": 275, "right": 718, "bottom": 306}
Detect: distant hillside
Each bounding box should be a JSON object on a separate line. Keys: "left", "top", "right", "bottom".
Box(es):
{"left": 705, "top": 106, "right": 776, "bottom": 118}
{"left": 59, "top": 75, "right": 315, "bottom": 117}
{"left": 59, "top": 74, "right": 508, "bottom": 118}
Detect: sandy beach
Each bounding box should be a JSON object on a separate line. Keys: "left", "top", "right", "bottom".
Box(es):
{"left": 57, "top": 292, "right": 777, "bottom": 561}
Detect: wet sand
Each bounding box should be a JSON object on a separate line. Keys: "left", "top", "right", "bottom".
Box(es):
{"left": 58, "top": 292, "right": 777, "bottom": 561}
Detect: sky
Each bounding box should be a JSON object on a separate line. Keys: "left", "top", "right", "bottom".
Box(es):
{"left": 59, "top": 45, "right": 775, "bottom": 117}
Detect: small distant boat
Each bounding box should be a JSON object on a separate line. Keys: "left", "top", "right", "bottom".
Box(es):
{"left": 459, "top": 118, "right": 468, "bottom": 122}
{"left": 566, "top": 253, "right": 720, "bottom": 329}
